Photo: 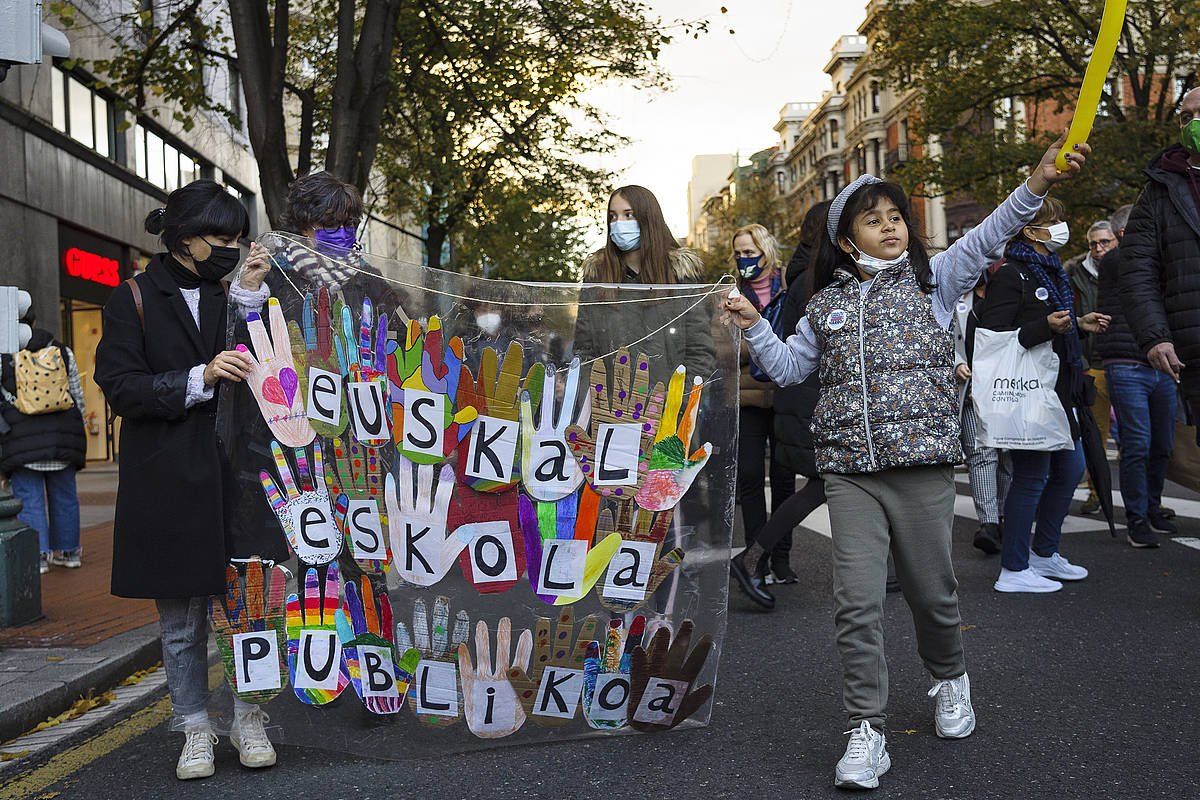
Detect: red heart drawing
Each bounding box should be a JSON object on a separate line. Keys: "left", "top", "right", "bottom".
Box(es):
{"left": 262, "top": 375, "right": 288, "bottom": 406}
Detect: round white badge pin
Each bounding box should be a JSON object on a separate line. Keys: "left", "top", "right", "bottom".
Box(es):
{"left": 827, "top": 309, "right": 848, "bottom": 331}
{"left": 956, "top": 300, "right": 969, "bottom": 313}
{"left": 1035, "top": 287, "right": 1050, "bottom": 301}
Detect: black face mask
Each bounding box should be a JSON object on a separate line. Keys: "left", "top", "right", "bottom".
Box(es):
{"left": 190, "top": 238, "right": 241, "bottom": 281}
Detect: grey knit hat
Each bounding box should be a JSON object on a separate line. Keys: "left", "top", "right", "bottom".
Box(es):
{"left": 827, "top": 173, "right": 884, "bottom": 244}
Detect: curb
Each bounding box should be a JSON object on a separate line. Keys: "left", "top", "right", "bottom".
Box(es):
{"left": 0, "top": 623, "right": 162, "bottom": 742}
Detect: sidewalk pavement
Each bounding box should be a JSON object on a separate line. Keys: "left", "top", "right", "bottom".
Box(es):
{"left": 0, "top": 465, "right": 161, "bottom": 742}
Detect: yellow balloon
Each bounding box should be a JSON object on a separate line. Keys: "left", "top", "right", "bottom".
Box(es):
{"left": 1056, "top": 0, "right": 1128, "bottom": 171}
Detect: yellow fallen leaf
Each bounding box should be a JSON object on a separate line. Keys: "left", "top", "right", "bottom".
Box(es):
{"left": 32, "top": 691, "right": 115, "bottom": 732}
{"left": 45, "top": 656, "right": 64, "bottom": 663}
{"left": 120, "top": 663, "right": 163, "bottom": 687}
{"left": 1, "top": 750, "right": 32, "bottom": 761}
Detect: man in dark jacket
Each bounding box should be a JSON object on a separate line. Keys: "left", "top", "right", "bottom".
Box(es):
{"left": 1097, "top": 206, "right": 1178, "bottom": 546}
{"left": 1121, "top": 87, "right": 1200, "bottom": 442}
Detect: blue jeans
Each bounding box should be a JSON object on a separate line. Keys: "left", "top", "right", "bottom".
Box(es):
{"left": 10, "top": 467, "right": 81, "bottom": 555}
{"left": 1002, "top": 441, "right": 1085, "bottom": 572}
{"left": 1105, "top": 363, "right": 1177, "bottom": 522}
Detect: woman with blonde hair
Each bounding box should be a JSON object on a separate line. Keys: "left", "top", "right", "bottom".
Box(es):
{"left": 727, "top": 223, "right": 794, "bottom": 606}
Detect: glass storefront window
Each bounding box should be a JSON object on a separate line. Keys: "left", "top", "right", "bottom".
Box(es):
{"left": 164, "top": 143, "right": 179, "bottom": 191}
{"left": 93, "top": 94, "right": 109, "bottom": 157}
{"left": 133, "top": 123, "right": 146, "bottom": 178}
{"left": 51, "top": 70, "right": 66, "bottom": 131}
{"left": 67, "top": 75, "right": 94, "bottom": 149}
{"left": 146, "top": 129, "right": 164, "bottom": 190}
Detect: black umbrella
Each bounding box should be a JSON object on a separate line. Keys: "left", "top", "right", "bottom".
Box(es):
{"left": 1075, "top": 401, "right": 1117, "bottom": 536}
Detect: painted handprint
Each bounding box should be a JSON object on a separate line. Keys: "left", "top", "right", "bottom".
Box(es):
{"left": 458, "top": 618, "right": 534, "bottom": 739}
{"left": 383, "top": 456, "right": 460, "bottom": 587}
{"left": 518, "top": 486, "right": 621, "bottom": 606}
{"left": 506, "top": 608, "right": 597, "bottom": 727}
{"left": 335, "top": 575, "right": 418, "bottom": 715}
{"left": 286, "top": 562, "right": 350, "bottom": 705}
{"left": 519, "top": 358, "right": 592, "bottom": 502}
{"left": 327, "top": 436, "right": 390, "bottom": 572}
{"left": 565, "top": 348, "right": 665, "bottom": 500}
{"left": 635, "top": 367, "right": 712, "bottom": 511}
{"left": 628, "top": 619, "right": 713, "bottom": 731}
{"left": 582, "top": 615, "right": 646, "bottom": 729}
{"left": 210, "top": 558, "right": 289, "bottom": 704}
{"left": 457, "top": 342, "right": 544, "bottom": 492}
{"left": 240, "top": 297, "right": 315, "bottom": 447}
{"left": 396, "top": 596, "right": 470, "bottom": 727}
{"left": 301, "top": 285, "right": 350, "bottom": 438}
{"left": 594, "top": 501, "right": 684, "bottom": 612}
{"left": 386, "top": 315, "right": 477, "bottom": 464}
{"left": 260, "top": 440, "right": 342, "bottom": 565}
{"left": 341, "top": 296, "right": 392, "bottom": 446}
{"left": 450, "top": 482, "right": 525, "bottom": 595}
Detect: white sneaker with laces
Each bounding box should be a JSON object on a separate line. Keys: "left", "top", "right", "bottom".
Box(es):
{"left": 176, "top": 729, "right": 218, "bottom": 780}
{"left": 835, "top": 720, "right": 890, "bottom": 789}
{"left": 49, "top": 549, "right": 82, "bottom": 568}
{"left": 230, "top": 707, "right": 276, "bottom": 768}
{"left": 994, "top": 567, "right": 1062, "bottom": 593}
{"left": 928, "top": 673, "right": 975, "bottom": 739}
{"left": 1028, "top": 551, "right": 1088, "bottom": 581}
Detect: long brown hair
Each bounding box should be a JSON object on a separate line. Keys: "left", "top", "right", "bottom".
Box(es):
{"left": 592, "top": 185, "right": 680, "bottom": 284}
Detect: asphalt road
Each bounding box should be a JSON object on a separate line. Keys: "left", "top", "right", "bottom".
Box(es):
{"left": 4, "top": 479, "right": 1200, "bottom": 800}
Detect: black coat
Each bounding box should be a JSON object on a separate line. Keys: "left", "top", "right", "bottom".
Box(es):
{"left": 95, "top": 256, "right": 238, "bottom": 599}
{"left": 975, "top": 257, "right": 1085, "bottom": 440}
{"left": 772, "top": 243, "right": 820, "bottom": 478}
{"left": 1094, "top": 246, "right": 1144, "bottom": 364}
{"left": 1121, "top": 145, "right": 1200, "bottom": 397}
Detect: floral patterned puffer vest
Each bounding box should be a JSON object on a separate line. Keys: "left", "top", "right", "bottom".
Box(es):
{"left": 804, "top": 264, "right": 961, "bottom": 474}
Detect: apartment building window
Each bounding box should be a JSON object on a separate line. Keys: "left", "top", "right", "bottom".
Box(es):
{"left": 871, "top": 82, "right": 880, "bottom": 114}
{"left": 131, "top": 122, "right": 203, "bottom": 191}
{"left": 829, "top": 119, "right": 840, "bottom": 149}
{"left": 49, "top": 67, "right": 116, "bottom": 159}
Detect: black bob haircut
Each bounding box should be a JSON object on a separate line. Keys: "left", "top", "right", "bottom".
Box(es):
{"left": 145, "top": 179, "right": 250, "bottom": 255}
{"left": 809, "top": 180, "right": 936, "bottom": 297}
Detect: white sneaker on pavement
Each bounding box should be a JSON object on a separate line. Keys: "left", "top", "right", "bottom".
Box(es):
{"left": 1028, "top": 551, "right": 1088, "bottom": 581}
{"left": 994, "top": 567, "right": 1062, "bottom": 593}
{"left": 928, "top": 673, "right": 975, "bottom": 739}
{"left": 230, "top": 707, "right": 276, "bottom": 768}
{"left": 835, "top": 720, "right": 890, "bottom": 789}
{"left": 176, "top": 728, "right": 218, "bottom": 780}
{"left": 49, "top": 549, "right": 82, "bottom": 568}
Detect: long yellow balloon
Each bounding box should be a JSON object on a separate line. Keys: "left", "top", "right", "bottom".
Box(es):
{"left": 1056, "top": 0, "right": 1128, "bottom": 171}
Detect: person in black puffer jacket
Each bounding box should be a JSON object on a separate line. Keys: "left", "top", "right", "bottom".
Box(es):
{"left": 1120, "top": 93, "right": 1200, "bottom": 437}
{"left": 1096, "top": 204, "right": 1180, "bottom": 544}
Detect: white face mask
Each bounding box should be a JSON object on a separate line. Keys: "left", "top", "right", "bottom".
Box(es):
{"left": 1032, "top": 221, "right": 1070, "bottom": 252}
{"left": 848, "top": 239, "right": 909, "bottom": 276}
{"left": 476, "top": 312, "right": 501, "bottom": 335}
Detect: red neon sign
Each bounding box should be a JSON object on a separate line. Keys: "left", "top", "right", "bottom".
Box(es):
{"left": 63, "top": 247, "right": 120, "bottom": 288}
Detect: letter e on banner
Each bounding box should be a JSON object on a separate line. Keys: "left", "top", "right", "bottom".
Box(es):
{"left": 602, "top": 540, "right": 658, "bottom": 602}
{"left": 290, "top": 501, "right": 340, "bottom": 563}
{"left": 307, "top": 367, "right": 343, "bottom": 427}
{"left": 632, "top": 677, "right": 689, "bottom": 726}
{"left": 535, "top": 539, "right": 587, "bottom": 598}
{"left": 359, "top": 645, "right": 399, "bottom": 699}
{"left": 461, "top": 521, "right": 518, "bottom": 584}
{"left": 293, "top": 629, "right": 342, "bottom": 691}
{"left": 466, "top": 415, "right": 518, "bottom": 484}
{"left": 348, "top": 380, "right": 391, "bottom": 443}
{"left": 345, "top": 499, "right": 386, "bottom": 561}
{"left": 415, "top": 660, "right": 459, "bottom": 717}
{"left": 593, "top": 423, "right": 641, "bottom": 486}
{"left": 533, "top": 667, "right": 584, "bottom": 719}
{"left": 232, "top": 631, "right": 281, "bottom": 693}
{"left": 588, "top": 673, "right": 631, "bottom": 722}
{"left": 402, "top": 388, "right": 445, "bottom": 457}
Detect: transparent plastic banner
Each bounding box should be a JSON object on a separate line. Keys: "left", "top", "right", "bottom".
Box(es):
{"left": 208, "top": 233, "right": 739, "bottom": 756}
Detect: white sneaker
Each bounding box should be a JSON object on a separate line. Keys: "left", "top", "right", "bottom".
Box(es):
{"left": 994, "top": 567, "right": 1062, "bottom": 593}
{"left": 1028, "top": 551, "right": 1088, "bottom": 581}
{"left": 230, "top": 707, "right": 276, "bottom": 768}
{"left": 176, "top": 729, "right": 218, "bottom": 780}
{"left": 835, "top": 720, "right": 891, "bottom": 789}
{"left": 928, "top": 673, "right": 975, "bottom": 739}
{"left": 49, "top": 549, "right": 82, "bottom": 568}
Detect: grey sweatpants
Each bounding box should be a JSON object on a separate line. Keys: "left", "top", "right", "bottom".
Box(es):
{"left": 156, "top": 597, "right": 211, "bottom": 717}
{"left": 825, "top": 465, "right": 966, "bottom": 730}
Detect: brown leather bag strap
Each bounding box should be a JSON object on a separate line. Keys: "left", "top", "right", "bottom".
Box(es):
{"left": 125, "top": 278, "right": 144, "bottom": 331}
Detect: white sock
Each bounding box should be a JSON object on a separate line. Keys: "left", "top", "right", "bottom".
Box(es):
{"left": 181, "top": 710, "right": 210, "bottom": 732}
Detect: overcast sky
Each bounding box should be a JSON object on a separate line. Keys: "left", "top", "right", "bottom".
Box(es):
{"left": 583, "top": 1, "right": 866, "bottom": 244}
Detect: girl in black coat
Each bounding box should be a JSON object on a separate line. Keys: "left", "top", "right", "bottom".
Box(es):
{"left": 94, "top": 180, "right": 275, "bottom": 780}
{"left": 974, "top": 196, "right": 1109, "bottom": 594}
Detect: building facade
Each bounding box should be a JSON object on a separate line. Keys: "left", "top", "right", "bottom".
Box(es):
{"left": 686, "top": 154, "right": 736, "bottom": 247}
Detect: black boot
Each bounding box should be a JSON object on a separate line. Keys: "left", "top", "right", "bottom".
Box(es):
{"left": 973, "top": 522, "right": 1001, "bottom": 555}
{"left": 730, "top": 549, "right": 775, "bottom": 609}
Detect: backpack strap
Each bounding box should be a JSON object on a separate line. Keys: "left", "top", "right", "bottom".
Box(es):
{"left": 125, "top": 278, "right": 144, "bottom": 331}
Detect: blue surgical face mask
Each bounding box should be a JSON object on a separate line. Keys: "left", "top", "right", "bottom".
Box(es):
{"left": 609, "top": 220, "right": 641, "bottom": 252}
{"left": 314, "top": 225, "right": 357, "bottom": 250}
{"left": 736, "top": 255, "right": 764, "bottom": 280}
{"left": 848, "top": 239, "right": 909, "bottom": 276}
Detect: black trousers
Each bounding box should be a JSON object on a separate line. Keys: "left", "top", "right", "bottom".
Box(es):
{"left": 737, "top": 406, "right": 796, "bottom": 552}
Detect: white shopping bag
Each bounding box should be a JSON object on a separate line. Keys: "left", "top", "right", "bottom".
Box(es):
{"left": 970, "top": 328, "right": 1074, "bottom": 451}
